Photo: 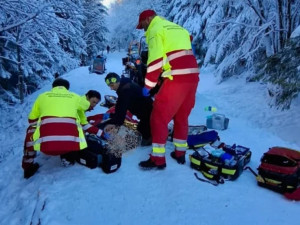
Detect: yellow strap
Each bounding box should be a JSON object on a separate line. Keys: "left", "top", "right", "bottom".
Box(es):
{"left": 204, "top": 163, "right": 218, "bottom": 170}
{"left": 221, "top": 168, "right": 236, "bottom": 175}
{"left": 190, "top": 157, "right": 201, "bottom": 166}
{"left": 202, "top": 171, "right": 214, "bottom": 179}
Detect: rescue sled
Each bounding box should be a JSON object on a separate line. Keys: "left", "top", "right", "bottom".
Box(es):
{"left": 89, "top": 55, "right": 106, "bottom": 74}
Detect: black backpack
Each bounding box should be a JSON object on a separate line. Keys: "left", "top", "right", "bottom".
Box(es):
{"left": 101, "top": 148, "right": 122, "bottom": 174}
{"left": 77, "top": 135, "right": 122, "bottom": 173}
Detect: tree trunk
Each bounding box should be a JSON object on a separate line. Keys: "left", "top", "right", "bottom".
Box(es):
{"left": 286, "top": 0, "right": 292, "bottom": 38}
{"left": 16, "top": 29, "right": 24, "bottom": 104}
{"left": 277, "top": 0, "right": 285, "bottom": 50}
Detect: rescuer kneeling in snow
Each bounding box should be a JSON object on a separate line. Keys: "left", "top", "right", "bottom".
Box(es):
{"left": 22, "top": 78, "right": 105, "bottom": 178}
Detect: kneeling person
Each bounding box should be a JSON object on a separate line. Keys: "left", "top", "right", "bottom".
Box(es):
{"left": 104, "top": 72, "right": 153, "bottom": 146}
{"left": 22, "top": 78, "right": 94, "bottom": 178}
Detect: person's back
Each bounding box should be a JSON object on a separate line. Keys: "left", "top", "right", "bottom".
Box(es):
{"left": 148, "top": 17, "right": 189, "bottom": 50}
{"left": 29, "top": 85, "right": 89, "bottom": 154}
{"left": 33, "top": 87, "right": 84, "bottom": 119}
{"left": 145, "top": 16, "right": 198, "bottom": 80}
{"left": 23, "top": 78, "right": 90, "bottom": 178}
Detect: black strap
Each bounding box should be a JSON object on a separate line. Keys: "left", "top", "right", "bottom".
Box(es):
{"left": 194, "top": 173, "right": 219, "bottom": 186}
{"left": 194, "top": 172, "right": 224, "bottom": 186}
{"left": 243, "top": 166, "right": 258, "bottom": 177}
{"left": 244, "top": 166, "right": 269, "bottom": 184}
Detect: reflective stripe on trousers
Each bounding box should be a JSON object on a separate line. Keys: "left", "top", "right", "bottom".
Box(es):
{"left": 173, "top": 138, "right": 187, "bottom": 152}
{"left": 151, "top": 143, "right": 166, "bottom": 157}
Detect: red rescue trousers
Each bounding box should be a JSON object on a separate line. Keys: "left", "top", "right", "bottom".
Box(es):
{"left": 150, "top": 74, "right": 199, "bottom": 164}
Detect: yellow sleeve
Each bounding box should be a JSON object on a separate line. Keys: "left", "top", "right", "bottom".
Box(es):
{"left": 78, "top": 95, "right": 90, "bottom": 112}
{"left": 28, "top": 95, "right": 41, "bottom": 120}
{"left": 78, "top": 109, "right": 88, "bottom": 125}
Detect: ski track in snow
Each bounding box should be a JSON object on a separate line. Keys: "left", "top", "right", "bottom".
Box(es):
{"left": 0, "top": 51, "right": 299, "bottom": 225}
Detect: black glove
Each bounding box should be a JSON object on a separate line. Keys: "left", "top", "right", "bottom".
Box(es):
{"left": 24, "top": 163, "right": 39, "bottom": 179}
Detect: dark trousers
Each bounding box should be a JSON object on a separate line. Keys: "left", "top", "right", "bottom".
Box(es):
{"left": 138, "top": 118, "right": 151, "bottom": 140}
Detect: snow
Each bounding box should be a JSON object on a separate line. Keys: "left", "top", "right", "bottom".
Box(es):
{"left": 0, "top": 51, "right": 299, "bottom": 225}
{"left": 291, "top": 25, "right": 300, "bottom": 38}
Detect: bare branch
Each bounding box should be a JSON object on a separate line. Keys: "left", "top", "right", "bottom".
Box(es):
{"left": 245, "top": 0, "right": 267, "bottom": 23}
{"left": 0, "top": 56, "right": 19, "bottom": 64}
{"left": 0, "top": 5, "right": 50, "bottom": 33}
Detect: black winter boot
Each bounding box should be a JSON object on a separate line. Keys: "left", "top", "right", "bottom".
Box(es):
{"left": 60, "top": 152, "right": 77, "bottom": 167}
{"left": 170, "top": 151, "right": 186, "bottom": 164}
{"left": 139, "top": 158, "right": 166, "bottom": 170}
{"left": 24, "top": 163, "right": 40, "bottom": 179}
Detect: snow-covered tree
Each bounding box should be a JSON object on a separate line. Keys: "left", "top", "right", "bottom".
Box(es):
{"left": 0, "top": 0, "right": 108, "bottom": 103}
{"left": 82, "top": 0, "right": 108, "bottom": 65}
{"left": 167, "top": 0, "right": 300, "bottom": 109}
{"left": 1, "top": 0, "right": 299, "bottom": 109}
{"left": 107, "top": 0, "right": 169, "bottom": 51}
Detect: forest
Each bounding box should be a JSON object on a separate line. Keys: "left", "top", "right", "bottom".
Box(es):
{"left": 0, "top": 0, "right": 299, "bottom": 109}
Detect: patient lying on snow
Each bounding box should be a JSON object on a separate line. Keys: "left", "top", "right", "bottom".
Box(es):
{"left": 101, "top": 124, "right": 142, "bottom": 157}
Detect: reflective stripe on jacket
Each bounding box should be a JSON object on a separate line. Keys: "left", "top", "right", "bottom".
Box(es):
{"left": 144, "top": 16, "right": 199, "bottom": 88}
{"left": 29, "top": 86, "right": 90, "bottom": 155}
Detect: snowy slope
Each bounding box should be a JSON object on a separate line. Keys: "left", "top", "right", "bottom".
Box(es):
{"left": 0, "top": 51, "right": 299, "bottom": 225}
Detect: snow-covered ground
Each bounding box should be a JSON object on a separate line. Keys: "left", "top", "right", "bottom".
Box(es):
{"left": 0, "top": 51, "right": 299, "bottom": 225}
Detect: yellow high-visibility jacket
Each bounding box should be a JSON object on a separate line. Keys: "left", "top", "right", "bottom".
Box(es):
{"left": 144, "top": 16, "right": 199, "bottom": 89}
{"left": 78, "top": 96, "right": 103, "bottom": 137}
{"left": 29, "top": 86, "right": 90, "bottom": 155}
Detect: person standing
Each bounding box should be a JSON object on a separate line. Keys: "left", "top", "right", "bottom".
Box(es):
{"left": 136, "top": 10, "right": 200, "bottom": 169}
{"left": 22, "top": 78, "right": 93, "bottom": 178}
{"left": 106, "top": 45, "right": 110, "bottom": 54}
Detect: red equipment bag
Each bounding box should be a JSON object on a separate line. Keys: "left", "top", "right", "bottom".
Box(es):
{"left": 257, "top": 147, "right": 300, "bottom": 194}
